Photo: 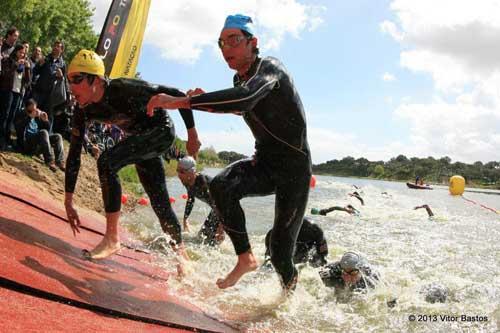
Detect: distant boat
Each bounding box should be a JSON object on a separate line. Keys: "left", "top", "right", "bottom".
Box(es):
{"left": 406, "top": 182, "right": 433, "bottom": 190}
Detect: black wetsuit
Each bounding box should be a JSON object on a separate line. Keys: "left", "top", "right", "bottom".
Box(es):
{"left": 319, "top": 261, "right": 379, "bottom": 291}
{"left": 319, "top": 206, "right": 347, "bottom": 216}
{"left": 350, "top": 192, "right": 364, "bottom": 206}
{"left": 190, "top": 56, "right": 312, "bottom": 287}
{"left": 265, "top": 217, "right": 328, "bottom": 267}
{"left": 65, "top": 78, "right": 195, "bottom": 244}
{"left": 183, "top": 173, "right": 222, "bottom": 246}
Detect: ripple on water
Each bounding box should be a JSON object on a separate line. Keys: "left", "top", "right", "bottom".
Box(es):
{"left": 121, "top": 172, "right": 500, "bottom": 332}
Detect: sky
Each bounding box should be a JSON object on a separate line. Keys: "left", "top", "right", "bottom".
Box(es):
{"left": 89, "top": 0, "right": 500, "bottom": 164}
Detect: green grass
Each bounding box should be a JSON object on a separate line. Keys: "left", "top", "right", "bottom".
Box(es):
{"left": 117, "top": 160, "right": 186, "bottom": 197}
{"left": 118, "top": 165, "right": 143, "bottom": 196}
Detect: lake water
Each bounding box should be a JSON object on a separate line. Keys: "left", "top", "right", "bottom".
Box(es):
{"left": 122, "top": 169, "right": 500, "bottom": 333}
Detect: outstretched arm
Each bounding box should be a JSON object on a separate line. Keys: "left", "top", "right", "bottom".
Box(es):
{"left": 64, "top": 108, "right": 85, "bottom": 236}
{"left": 414, "top": 204, "right": 434, "bottom": 217}
{"left": 319, "top": 206, "right": 347, "bottom": 215}
{"left": 147, "top": 60, "right": 280, "bottom": 115}
{"left": 150, "top": 85, "right": 201, "bottom": 157}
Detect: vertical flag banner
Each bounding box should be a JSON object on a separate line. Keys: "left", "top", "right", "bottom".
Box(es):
{"left": 96, "top": 0, "right": 151, "bottom": 78}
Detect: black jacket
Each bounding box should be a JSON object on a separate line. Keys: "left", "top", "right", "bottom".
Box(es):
{"left": 33, "top": 54, "right": 69, "bottom": 96}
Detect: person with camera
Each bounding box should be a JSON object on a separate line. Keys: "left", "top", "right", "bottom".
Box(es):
{"left": 32, "top": 40, "right": 69, "bottom": 132}
{"left": 0, "top": 44, "right": 31, "bottom": 150}
{"left": 15, "top": 98, "right": 65, "bottom": 171}
{"left": 0, "top": 27, "right": 19, "bottom": 61}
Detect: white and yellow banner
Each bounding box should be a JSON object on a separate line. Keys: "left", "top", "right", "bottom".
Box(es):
{"left": 96, "top": 0, "right": 151, "bottom": 78}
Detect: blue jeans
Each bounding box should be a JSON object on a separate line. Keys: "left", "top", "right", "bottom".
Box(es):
{"left": 25, "top": 130, "right": 64, "bottom": 164}
{"left": 0, "top": 89, "right": 13, "bottom": 149}
{"left": 3, "top": 92, "right": 22, "bottom": 146}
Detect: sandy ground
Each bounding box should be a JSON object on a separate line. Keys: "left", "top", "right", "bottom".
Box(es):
{"left": 0, "top": 149, "right": 109, "bottom": 214}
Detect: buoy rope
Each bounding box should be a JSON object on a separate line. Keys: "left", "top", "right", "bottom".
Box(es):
{"left": 462, "top": 195, "right": 499, "bottom": 214}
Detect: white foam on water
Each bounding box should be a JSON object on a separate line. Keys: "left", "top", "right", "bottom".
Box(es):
{"left": 121, "top": 170, "right": 500, "bottom": 332}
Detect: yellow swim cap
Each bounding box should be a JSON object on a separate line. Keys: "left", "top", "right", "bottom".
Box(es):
{"left": 68, "top": 49, "right": 105, "bottom": 76}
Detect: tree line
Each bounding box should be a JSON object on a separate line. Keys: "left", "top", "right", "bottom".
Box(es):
{"left": 313, "top": 155, "right": 500, "bottom": 188}
{"left": 0, "top": 0, "right": 97, "bottom": 61}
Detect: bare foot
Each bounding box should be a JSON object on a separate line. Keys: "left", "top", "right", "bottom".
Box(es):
{"left": 85, "top": 237, "right": 121, "bottom": 259}
{"left": 176, "top": 262, "right": 185, "bottom": 279}
{"left": 216, "top": 252, "right": 258, "bottom": 289}
{"left": 175, "top": 244, "right": 190, "bottom": 279}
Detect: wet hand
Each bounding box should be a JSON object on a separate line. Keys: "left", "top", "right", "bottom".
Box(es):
{"left": 91, "top": 144, "right": 101, "bottom": 159}
{"left": 147, "top": 93, "right": 187, "bottom": 117}
{"left": 186, "top": 137, "right": 201, "bottom": 158}
{"left": 186, "top": 88, "right": 205, "bottom": 97}
{"left": 186, "top": 128, "right": 201, "bottom": 158}
{"left": 65, "top": 202, "right": 81, "bottom": 236}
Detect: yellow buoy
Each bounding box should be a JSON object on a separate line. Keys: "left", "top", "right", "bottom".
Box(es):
{"left": 449, "top": 175, "right": 465, "bottom": 195}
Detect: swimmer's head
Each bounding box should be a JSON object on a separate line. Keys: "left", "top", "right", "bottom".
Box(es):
{"left": 177, "top": 156, "right": 196, "bottom": 185}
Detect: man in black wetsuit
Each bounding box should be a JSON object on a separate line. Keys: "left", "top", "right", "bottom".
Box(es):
{"left": 64, "top": 50, "right": 201, "bottom": 272}
{"left": 147, "top": 14, "right": 311, "bottom": 291}
{"left": 311, "top": 204, "right": 359, "bottom": 216}
{"left": 265, "top": 217, "right": 328, "bottom": 268}
{"left": 319, "top": 252, "right": 379, "bottom": 293}
{"left": 177, "top": 156, "right": 224, "bottom": 246}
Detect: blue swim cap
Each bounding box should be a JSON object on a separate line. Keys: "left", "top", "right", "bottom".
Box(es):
{"left": 222, "top": 14, "right": 255, "bottom": 35}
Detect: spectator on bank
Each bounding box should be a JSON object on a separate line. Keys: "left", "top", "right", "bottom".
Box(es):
{"left": 29, "top": 46, "right": 43, "bottom": 87}
{"left": 0, "top": 44, "right": 31, "bottom": 150}
{"left": 33, "top": 40, "right": 70, "bottom": 131}
{"left": 15, "top": 98, "right": 65, "bottom": 171}
{"left": 20, "top": 40, "right": 34, "bottom": 100}
{"left": 1, "top": 27, "right": 19, "bottom": 61}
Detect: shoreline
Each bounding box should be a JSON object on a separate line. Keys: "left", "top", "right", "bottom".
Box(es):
{"left": 314, "top": 173, "right": 500, "bottom": 191}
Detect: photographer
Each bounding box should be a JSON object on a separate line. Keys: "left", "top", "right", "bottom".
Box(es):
{"left": 32, "top": 40, "right": 70, "bottom": 132}
{"left": 0, "top": 44, "right": 30, "bottom": 150}
{"left": 15, "top": 98, "right": 65, "bottom": 171}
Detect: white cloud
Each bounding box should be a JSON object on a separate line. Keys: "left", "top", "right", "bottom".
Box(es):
{"left": 89, "top": 0, "right": 325, "bottom": 64}
{"left": 89, "top": 0, "right": 110, "bottom": 31}
{"left": 380, "top": 20, "right": 404, "bottom": 41}
{"left": 307, "top": 128, "right": 409, "bottom": 163}
{"left": 382, "top": 72, "right": 396, "bottom": 82}
{"left": 394, "top": 99, "right": 500, "bottom": 162}
{"left": 382, "top": 0, "right": 500, "bottom": 162}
